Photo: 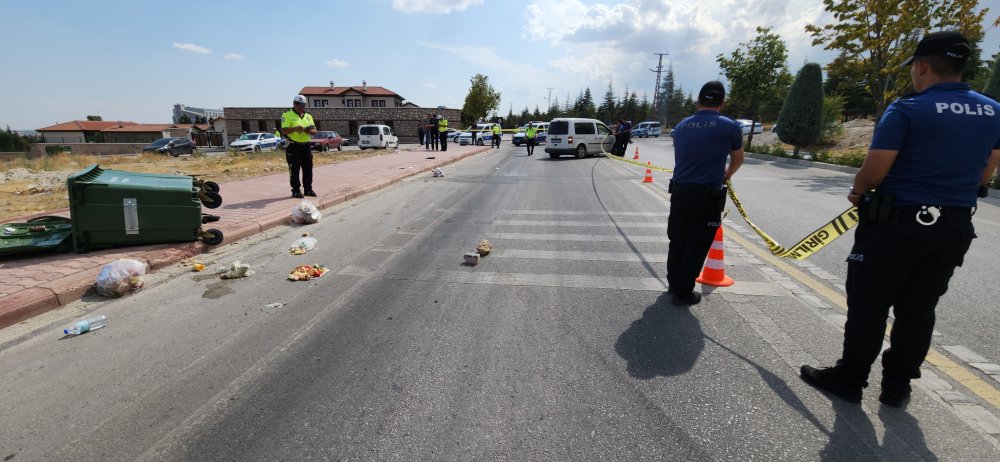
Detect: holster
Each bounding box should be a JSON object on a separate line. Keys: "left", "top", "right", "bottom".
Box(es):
{"left": 859, "top": 192, "right": 895, "bottom": 224}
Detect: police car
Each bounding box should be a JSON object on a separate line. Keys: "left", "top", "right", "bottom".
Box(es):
{"left": 511, "top": 122, "right": 549, "bottom": 146}
{"left": 229, "top": 132, "right": 281, "bottom": 152}
{"left": 631, "top": 121, "right": 662, "bottom": 138}
{"left": 457, "top": 123, "right": 500, "bottom": 146}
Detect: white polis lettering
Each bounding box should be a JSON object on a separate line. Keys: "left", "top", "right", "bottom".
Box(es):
{"left": 935, "top": 102, "right": 996, "bottom": 116}
{"left": 684, "top": 121, "right": 718, "bottom": 129}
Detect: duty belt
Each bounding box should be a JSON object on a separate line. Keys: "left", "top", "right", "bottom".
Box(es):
{"left": 670, "top": 181, "right": 724, "bottom": 193}
{"left": 895, "top": 205, "right": 973, "bottom": 226}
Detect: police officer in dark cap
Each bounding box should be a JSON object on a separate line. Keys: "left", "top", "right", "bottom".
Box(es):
{"left": 801, "top": 30, "right": 1000, "bottom": 407}
{"left": 666, "top": 81, "right": 744, "bottom": 305}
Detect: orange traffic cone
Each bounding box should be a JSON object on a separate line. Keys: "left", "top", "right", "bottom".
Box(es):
{"left": 633, "top": 146, "right": 640, "bottom": 160}
{"left": 642, "top": 161, "right": 654, "bottom": 183}
{"left": 696, "top": 227, "right": 734, "bottom": 287}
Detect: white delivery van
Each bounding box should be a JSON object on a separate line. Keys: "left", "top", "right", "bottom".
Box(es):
{"left": 358, "top": 124, "right": 398, "bottom": 150}
{"left": 544, "top": 118, "right": 615, "bottom": 158}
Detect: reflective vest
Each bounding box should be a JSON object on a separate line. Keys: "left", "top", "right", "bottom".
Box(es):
{"left": 492, "top": 125, "right": 501, "bottom": 135}
{"left": 525, "top": 126, "right": 537, "bottom": 139}
{"left": 281, "top": 109, "right": 315, "bottom": 143}
{"left": 438, "top": 118, "right": 448, "bottom": 132}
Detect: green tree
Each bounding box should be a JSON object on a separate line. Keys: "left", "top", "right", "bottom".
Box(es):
{"left": 575, "top": 87, "right": 597, "bottom": 118}
{"left": 806, "top": 0, "right": 988, "bottom": 118}
{"left": 969, "top": 51, "right": 999, "bottom": 92}
{"left": 462, "top": 73, "right": 502, "bottom": 126}
{"left": 598, "top": 82, "right": 617, "bottom": 122}
{"left": 658, "top": 66, "right": 675, "bottom": 124}
{"left": 547, "top": 97, "right": 561, "bottom": 120}
{"left": 716, "top": 26, "right": 792, "bottom": 147}
{"left": 983, "top": 56, "right": 1000, "bottom": 98}
{"left": 85, "top": 115, "right": 103, "bottom": 121}
{"left": 776, "top": 63, "right": 825, "bottom": 156}
{"left": 177, "top": 114, "right": 192, "bottom": 124}
{"left": 194, "top": 115, "right": 207, "bottom": 124}
{"left": 824, "top": 53, "right": 877, "bottom": 119}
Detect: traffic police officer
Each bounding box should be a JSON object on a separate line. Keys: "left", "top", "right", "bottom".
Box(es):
{"left": 666, "top": 81, "right": 744, "bottom": 305}
{"left": 492, "top": 123, "right": 502, "bottom": 149}
{"left": 524, "top": 123, "right": 538, "bottom": 156}
{"left": 801, "top": 31, "right": 1000, "bottom": 407}
{"left": 437, "top": 115, "right": 449, "bottom": 152}
{"left": 281, "top": 95, "right": 318, "bottom": 198}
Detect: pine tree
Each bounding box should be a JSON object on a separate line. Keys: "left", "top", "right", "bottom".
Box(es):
{"left": 598, "top": 82, "right": 616, "bottom": 122}
{"left": 984, "top": 57, "right": 1000, "bottom": 99}
{"left": 776, "top": 63, "right": 824, "bottom": 156}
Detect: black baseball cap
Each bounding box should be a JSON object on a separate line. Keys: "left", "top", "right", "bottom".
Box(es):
{"left": 902, "top": 30, "right": 971, "bottom": 66}
{"left": 698, "top": 81, "right": 726, "bottom": 104}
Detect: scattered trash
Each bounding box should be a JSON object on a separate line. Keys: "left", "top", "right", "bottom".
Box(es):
{"left": 192, "top": 263, "right": 206, "bottom": 272}
{"left": 64, "top": 315, "right": 107, "bottom": 335}
{"left": 217, "top": 261, "right": 254, "bottom": 279}
{"left": 425, "top": 156, "right": 436, "bottom": 159}
{"left": 95, "top": 259, "right": 147, "bottom": 298}
{"left": 476, "top": 239, "right": 493, "bottom": 256}
{"left": 264, "top": 303, "right": 285, "bottom": 309}
{"left": 463, "top": 253, "right": 480, "bottom": 266}
{"left": 291, "top": 200, "right": 322, "bottom": 224}
{"left": 288, "top": 264, "right": 329, "bottom": 281}
{"left": 289, "top": 235, "right": 318, "bottom": 255}
{"left": 431, "top": 168, "right": 445, "bottom": 177}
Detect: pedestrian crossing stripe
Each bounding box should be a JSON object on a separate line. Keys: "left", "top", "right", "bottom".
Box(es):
{"left": 605, "top": 155, "right": 858, "bottom": 260}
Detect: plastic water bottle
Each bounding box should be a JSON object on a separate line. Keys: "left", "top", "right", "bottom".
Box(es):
{"left": 64, "top": 315, "right": 107, "bottom": 335}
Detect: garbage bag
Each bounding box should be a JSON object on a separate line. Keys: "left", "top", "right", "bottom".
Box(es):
{"left": 216, "top": 260, "right": 254, "bottom": 279}
{"left": 95, "top": 259, "right": 147, "bottom": 298}
{"left": 291, "top": 200, "right": 322, "bottom": 224}
{"left": 289, "top": 236, "right": 318, "bottom": 255}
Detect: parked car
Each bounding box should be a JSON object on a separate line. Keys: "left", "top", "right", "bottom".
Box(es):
{"left": 457, "top": 123, "right": 501, "bottom": 146}
{"left": 632, "top": 121, "right": 662, "bottom": 138}
{"left": 512, "top": 122, "right": 549, "bottom": 146}
{"left": 545, "top": 118, "right": 615, "bottom": 158}
{"left": 230, "top": 132, "right": 281, "bottom": 152}
{"left": 310, "top": 131, "right": 345, "bottom": 151}
{"left": 735, "top": 119, "right": 763, "bottom": 135}
{"left": 142, "top": 137, "right": 196, "bottom": 156}
{"left": 358, "top": 124, "right": 398, "bottom": 150}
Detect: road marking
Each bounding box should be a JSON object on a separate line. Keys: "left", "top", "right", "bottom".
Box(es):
{"left": 502, "top": 210, "right": 663, "bottom": 217}
{"left": 493, "top": 220, "right": 667, "bottom": 228}
{"left": 486, "top": 233, "right": 669, "bottom": 243}
{"left": 491, "top": 249, "right": 670, "bottom": 263}
{"left": 725, "top": 220, "right": 1000, "bottom": 411}
{"left": 394, "top": 270, "right": 783, "bottom": 296}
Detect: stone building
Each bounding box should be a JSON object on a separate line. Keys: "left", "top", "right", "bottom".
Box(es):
{"left": 223, "top": 82, "right": 460, "bottom": 144}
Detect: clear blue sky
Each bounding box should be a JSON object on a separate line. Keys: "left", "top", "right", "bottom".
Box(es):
{"left": 2, "top": 0, "right": 999, "bottom": 130}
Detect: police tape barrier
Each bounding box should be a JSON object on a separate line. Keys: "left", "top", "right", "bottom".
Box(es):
{"left": 604, "top": 154, "right": 858, "bottom": 260}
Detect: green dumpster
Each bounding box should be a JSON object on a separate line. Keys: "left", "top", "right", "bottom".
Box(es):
{"left": 67, "top": 164, "right": 223, "bottom": 252}
{"left": 0, "top": 216, "right": 74, "bottom": 257}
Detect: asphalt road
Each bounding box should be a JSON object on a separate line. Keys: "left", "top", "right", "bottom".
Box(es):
{"left": 1, "top": 140, "right": 998, "bottom": 461}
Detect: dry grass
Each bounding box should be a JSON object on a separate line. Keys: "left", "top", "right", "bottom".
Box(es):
{"left": 0, "top": 149, "right": 390, "bottom": 222}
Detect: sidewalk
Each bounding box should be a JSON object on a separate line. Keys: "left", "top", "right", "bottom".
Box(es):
{"left": 0, "top": 144, "right": 491, "bottom": 329}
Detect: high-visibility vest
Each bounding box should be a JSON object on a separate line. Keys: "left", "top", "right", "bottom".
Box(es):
{"left": 492, "top": 125, "right": 501, "bottom": 135}
{"left": 525, "top": 126, "right": 537, "bottom": 139}
{"left": 281, "top": 109, "right": 314, "bottom": 143}
{"left": 438, "top": 118, "right": 448, "bottom": 132}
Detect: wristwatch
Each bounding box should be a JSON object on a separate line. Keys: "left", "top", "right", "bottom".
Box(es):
{"left": 849, "top": 188, "right": 863, "bottom": 197}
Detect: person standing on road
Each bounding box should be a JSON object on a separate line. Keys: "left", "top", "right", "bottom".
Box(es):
{"left": 492, "top": 124, "right": 502, "bottom": 149}
{"left": 666, "top": 81, "right": 744, "bottom": 305}
{"left": 281, "top": 95, "right": 318, "bottom": 198}
{"left": 426, "top": 113, "right": 437, "bottom": 151}
{"left": 801, "top": 31, "right": 1000, "bottom": 408}
{"left": 524, "top": 123, "right": 538, "bottom": 156}
{"left": 438, "top": 115, "right": 449, "bottom": 152}
{"left": 418, "top": 123, "right": 425, "bottom": 150}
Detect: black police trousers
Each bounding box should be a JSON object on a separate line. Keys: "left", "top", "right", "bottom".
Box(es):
{"left": 835, "top": 211, "right": 975, "bottom": 389}
{"left": 439, "top": 131, "right": 447, "bottom": 151}
{"left": 525, "top": 138, "right": 535, "bottom": 155}
{"left": 286, "top": 142, "right": 313, "bottom": 192}
{"left": 666, "top": 186, "right": 723, "bottom": 295}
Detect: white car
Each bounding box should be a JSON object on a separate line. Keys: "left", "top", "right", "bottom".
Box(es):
{"left": 735, "top": 119, "right": 763, "bottom": 135}
{"left": 230, "top": 132, "right": 281, "bottom": 152}
{"left": 457, "top": 123, "right": 500, "bottom": 146}
{"left": 512, "top": 122, "right": 549, "bottom": 146}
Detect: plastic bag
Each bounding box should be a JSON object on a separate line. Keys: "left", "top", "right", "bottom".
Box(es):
{"left": 289, "top": 236, "right": 318, "bottom": 255}
{"left": 216, "top": 260, "right": 254, "bottom": 279}
{"left": 291, "top": 200, "right": 322, "bottom": 224}
{"left": 95, "top": 259, "right": 147, "bottom": 298}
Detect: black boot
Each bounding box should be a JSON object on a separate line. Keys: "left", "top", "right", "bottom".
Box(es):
{"left": 800, "top": 365, "right": 863, "bottom": 403}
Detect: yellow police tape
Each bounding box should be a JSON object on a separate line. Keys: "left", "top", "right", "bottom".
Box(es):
{"left": 604, "top": 154, "right": 860, "bottom": 260}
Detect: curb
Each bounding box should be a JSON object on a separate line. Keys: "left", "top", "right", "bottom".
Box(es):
{"left": 0, "top": 147, "right": 490, "bottom": 330}
{"left": 745, "top": 152, "right": 860, "bottom": 174}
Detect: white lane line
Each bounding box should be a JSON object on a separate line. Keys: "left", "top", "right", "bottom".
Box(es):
{"left": 493, "top": 220, "right": 668, "bottom": 228}
{"left": 491, "top": 249, "right": 669, "bottom": 263}
{"left": 486, "top": 233, "right": 669, "bottom": 243}
{"left": 392, "top": 270, "right": 784, "bottom": 296}
{"left": 501, "top": 210, "right": 664, "bottom": 217}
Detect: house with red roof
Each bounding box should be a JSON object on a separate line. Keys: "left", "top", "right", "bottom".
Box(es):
{"left": 36, "top": 120, "right": 136, "bottom": 143}
{"left": 299, "top": 81, "right": 405, "bottom": 109}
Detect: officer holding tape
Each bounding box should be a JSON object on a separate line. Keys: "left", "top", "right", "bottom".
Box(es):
{"left": 801, "top": 31, "right": 1000, "bottom": 407}
{"left": 666, "top": 81, "right": 744, "bottom": 305}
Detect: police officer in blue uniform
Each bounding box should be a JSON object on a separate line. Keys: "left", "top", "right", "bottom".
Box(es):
{"left": 666, "top": 81, "right": 744, "bottom": 305}
{"left": 801, "top": 31, "right": 1000, "bottom": 407}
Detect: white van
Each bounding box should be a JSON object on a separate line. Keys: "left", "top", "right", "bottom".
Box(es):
{"left": 358, "top": 124, "right": 398, "bottom": 150}
{"left": 633, "top": 121, "right": 662, "bottom": 138}
{"left": 544, "top": 118, "right": 615, "bottom": 158}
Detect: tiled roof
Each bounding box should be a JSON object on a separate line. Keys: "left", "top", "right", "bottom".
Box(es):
{"left": 101, "top": 124, "right": 174, "bottom": 133}
{"left": 299, "top": 86, "right": 400, "bottom": 97}
{"left": 37, "top": 120, "right": 137, "bottom": 132}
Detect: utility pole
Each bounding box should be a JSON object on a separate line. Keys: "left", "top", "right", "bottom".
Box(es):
{"left": 546, "top": 87, "right": 554, "bottom": 112}
{"left": 650, "top": 52, "right": 668, "bottom": 121}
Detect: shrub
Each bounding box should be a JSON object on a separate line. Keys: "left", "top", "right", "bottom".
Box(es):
{"left": 776, "top": 63, "right": 824, "bottom": 155}
{"left": 45, "top": 145, "right": 72, "bottom": 155}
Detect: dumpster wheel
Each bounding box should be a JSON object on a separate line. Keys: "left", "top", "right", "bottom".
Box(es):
{"left": 202, "top": 181, "right": 220, "bottom": 193}
{"left": 201, "top": 228, "right": 224, "bottom": 245}
{"left": 201, "top": 191, "right": 223, "bottom": 209}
